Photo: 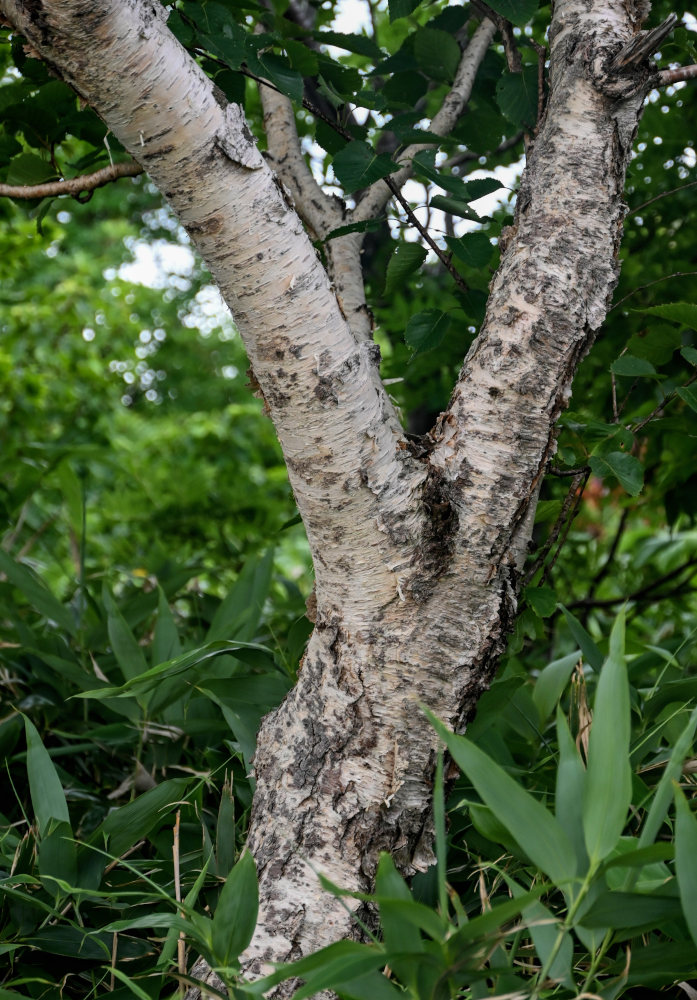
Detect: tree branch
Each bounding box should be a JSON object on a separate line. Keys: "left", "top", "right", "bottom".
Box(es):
{"left": 0, "top": 159, "right": 143, "bottom": 199}
{"left": 658, "top": 64, "right": 697, "bottom": 86}
{"left": 259, "top": 80, "right": 341, "bottom": 240}
{"left": 354, "top": 17, "right": 497, "bottom": 223}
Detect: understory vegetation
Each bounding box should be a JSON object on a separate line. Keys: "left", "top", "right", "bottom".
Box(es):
{"left": 2, "top": 0, "right": 697, "bottom": 996}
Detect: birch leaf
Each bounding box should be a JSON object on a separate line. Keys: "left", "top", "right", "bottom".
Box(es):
{"left": 384, "top": 243, "right": 427, "bottom": 295}
{"left": 332, "top": 141, "right": 399, "bottom": 192}
{"left": 404, "top": 310, "right": 451, "bottom": 356}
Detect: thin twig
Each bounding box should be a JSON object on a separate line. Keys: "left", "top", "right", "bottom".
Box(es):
{"left": 658, "top": 64, "right": 697, "bottom": 86}
{"left": 631, "top": 370, "right": 697, "bottom": 434}
{"left": 524, "top": 470, "right": 587, "bottom": 585}
{"left": 628, "top": 180, "right": 697, "bottom": 216}
{"left": 444, "top": 130, "right": 524, "bottom": 172}
{"left": 610, "top": 270, "right": 697, "bottom": 311}
{"left": 569, "top": 556, "right": 697, "bottom": 610}
{"left": 0, "top": 160, "right": 143, "bottom": 200}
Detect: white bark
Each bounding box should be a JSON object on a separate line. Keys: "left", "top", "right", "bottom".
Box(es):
{"left": 0, "top": 0, "right": 660, "bottom": 996}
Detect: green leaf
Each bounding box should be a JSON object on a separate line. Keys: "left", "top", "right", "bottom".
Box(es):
{"left": 216, "top": 778, "right": 236, "bottom": 877}
{"left": 315, "top": 32, "right": 383, "bottom": 59}
{"left": 525, "top": 585, "right": 557, "bottom": 618}
{"left": 332, "top": 141, "right": 399, "bottom": 193}
{"left": 108, "top": 969, "right": 153, "bottom": 1000}
{"left": 583, "top": 612, "right": 632, "bottom": 865}
{"left": 384, "top": 243, "right": 427, "bottom": 296}
{"left": 374, "top": 855, "right": 422, "bottom": 987}
{"left": 211, "top": 850, "right": 258, "bottom": 965}
{"left": 533, "top": 652, "right": 580, "bottom": 721}
{"left": 103, "top": 584, "right": 149, "bottom": 682}
{"left": 560, "top": 606, "right": 603, "bottom": 670}
{"left": 322, "top": 218, "right": 384, "bottom": 241}
{"left": 429, "top": 194, "right": 482, "bottom": 220}
{"left": 404, "top": 309, "right": 451, "bottom": 356}
{"left": 681, "top": 346, "right": 697, "bottom": 365}
{"left": 5, "top": 151, "right": 57, "bottom": 186}
{"left": 99, "top": 777, "right": 191, "bottom": 856}
{"left": 555, "top": 707, "right": 588, "bottom": 874}
{"left": 508, "top": 877, "right": 573, "bottom": 987}
{"left": 39, "top": 819, "right": 77, "bottom": 889}
{"left": 207, "top": 549, "right": 274, "bottom": 642}
{"left": 0, "top": 550, "right": 76, "bottom": 636}
{"left": 428, "top": 712, "right": 577, "bottom": 886}
{"left": 414, "top": 28, "right": 461, "bottom": 82}
{"left": 24, "top": 716, "right": 70, "bottom": 835}
{"left": 639, "top": 707, "right": 697, "bottom": 850}
{"left": 486, "top": 0, "right": 539, "bottom": 26}
{"left": 579, "top": 890, "right": 683, "bottom": 930}
{"left": 675, "top": 783, "right": 697, "bottom": 946}
{"left": 677, "top": 384, "right": 697, "bottom": 413}
{"left": 589, "top": 451, "right": 644, "bottom": 496}
{"left": 611, "top": 355, "right": 658, "bottom": 377}
{"left": 496, "top": 67, "right": 538, "bottom": 129}
{"left": 445, "top": 232, "right": 494, "bottom": 267}
{"left": 152, "top": 586, "right": 182, "bottom": 666}
{"left": 388, "top": 0, "right": 421, "bottom": 21}
{"left": 258, "top": 53, "right": 303, "bottom": 104}
{"left": 642, "top": 301, "right": 697, "bottom": 329}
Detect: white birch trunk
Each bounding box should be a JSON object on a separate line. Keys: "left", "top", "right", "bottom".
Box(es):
{"left": 0, "top": 0, "right": 660, "bottom": 995}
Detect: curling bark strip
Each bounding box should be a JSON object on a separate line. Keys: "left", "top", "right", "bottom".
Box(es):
{"left": 0, "top": 0, "right": 661, "bottom": 994}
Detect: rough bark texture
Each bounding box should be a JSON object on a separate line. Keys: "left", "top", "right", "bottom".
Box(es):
{"left": 0, "top": 0, "right": 660, "bottom": 996}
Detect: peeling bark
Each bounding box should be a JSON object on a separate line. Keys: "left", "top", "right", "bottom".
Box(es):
{"left": 0, "top": 0, "right": 662, "bottom": 997}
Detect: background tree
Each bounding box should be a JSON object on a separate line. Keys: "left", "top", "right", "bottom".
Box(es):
{"left": 1, "top": 0, "right": 697, "bottom": 998}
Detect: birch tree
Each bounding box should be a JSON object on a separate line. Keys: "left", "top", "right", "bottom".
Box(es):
{"left": 1, "top": 0, "right": 695, "bottom": 995}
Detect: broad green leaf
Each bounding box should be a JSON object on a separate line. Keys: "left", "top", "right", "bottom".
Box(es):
{"left": 611, "top": 355, "right": 657, "bottom": 377}
{"left": 5, "top": 151, "right": 57, "bottom": 186}
{"left": 675, "top": 783, "right": 697, "bottom": 946}
{"left": 579, "top": 890, "right": 683, "bottom": 930}
{"left": 315, "top": 31, "right": 383, "bottom": 59}
{"left": 39, "top": 820, "right": 77, "bottom": 890}
{"left": 388, "top": 0, "right": 421, "bottom": 21}
{"left": 322, "top": 218, "right": 383, "bottom": 241}
{"left": 508, "top": 877, "right": 573, "bottom": 986}
{"left": 405, "top": 309, "right": 451, "bottom": 356}
{"left": 258, "top": 53, "right": 303, "bottom": 104}
{"left": 103, "top": 584, "right": 149, "bottom": 682}
{"left": 101, "top": 913, "right": 190, "bottom": 932}
{"left": 583, "top": 613, "right": 632, "bottom": 865}
{"left": 429, "top": 194, "right": 481, "bottom": 220}
{"left": 496, "top": 66, "right": 538, "bottom": 128}
{"left": 374, "top": 855, "right": 422, "bottom": 986}
{"left": 108, "top": 969, "right": 152, "bottom": 1000}
{"left": 216, "top": 778, "right": 236, "bottom": 877}
{"left": 211, "top": 850, "right": 258, "bottom": 965}
{"left": 677, "top": 384, "right": 697, "bottom": 413}
{"left": 332, "top": 141, "right": 399, "bottom": 193}
{"left": 525, "top": 585, "right": 557, "bottom": 618}
{"left": 0, "top": 550, "right": 75, "bottom": 635}
{"left": 642, "top": 301, "right": 697, "bottom": 329}
{"left": 207, "top": 549, "right": 274, "bottom": 642}
{"left": 255, "top": 940, "right": 388, "bottom": 995}
{"left": 589, "top": 451, "right": 644, "bottom": 496}
{"left": 681, "top": 346, "right": 697, "bottom": 365}
{"left": 322, "top": 970, "right": 405, "bottom": 1000}
{"left": 533, "top": 652, "right": 580, "bottom": 720}
{"left": 99, "top": 777, "right": 190, "bottom": 856}
{"left": 445, "top": 232, "right": 494, "bottom": 267}
{"left": 486, "top": 0, "right": 539, "bottom": 26}
{"left": 152, "top": 586, "right": 182, "bottom": 666}
{"left": 639, "top": 707, "right": 697, "bottom": 849}
{"left": 384, "top": 242, "right": 427, "bottom": 296}
{"left": 24, "top": 716, "right": 70, "bottom": 835}
{"left": 414, "top": 28, "right": 461, "bottom": 82}
{"left": 560, "top": 606, "right": 603, "bottom": 670}
{"left": 555, "top": 706, "right": 588, "bottom": 875}
{"left": 428, "top": 712, "right": 576, "bottom": 885}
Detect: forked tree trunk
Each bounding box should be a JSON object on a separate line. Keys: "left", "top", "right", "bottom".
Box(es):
{"left": 0, "top": 0, "right": 660, "bottom": 994}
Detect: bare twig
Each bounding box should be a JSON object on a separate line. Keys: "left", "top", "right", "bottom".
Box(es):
{"left": 628, "top": 180, "right": 697, "bottom": 216}
{"left": 569, "top": 556, "right": 697, "bottom": 610}
{"left": 631, "top": 370, "right": 697, "bottom": 434}
{"left": 173, "top": 810, "right": 186, "bottom": 995}
{"left": 524, "top": 469, "right": 589, "bottom": 585}
{"left": 610, "top": 270, "right": 697, "bottom": 311}
{"left": 657, "top": 64, "right": 697, "bottom": 86}
{"left": 444, "top": 130, "right": 524, "bottom": 172}
{"left": 0, "top": 160, "right": 143, "bottom": 199}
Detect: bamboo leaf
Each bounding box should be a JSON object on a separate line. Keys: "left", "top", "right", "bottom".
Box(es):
{"left": 211, "top": 849, "right": 258, "bottom": 965}
{"left": 23, "top": 716, "right": 70, "bottom": 835}
{"left": 675, "top": 783, "right": 697, "bottom": 945}
{"left": 428, "top": 712, "right": 576, "bottom": 886}
{"left": 583, "top": 612, "right": 632, "bottom": 865}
